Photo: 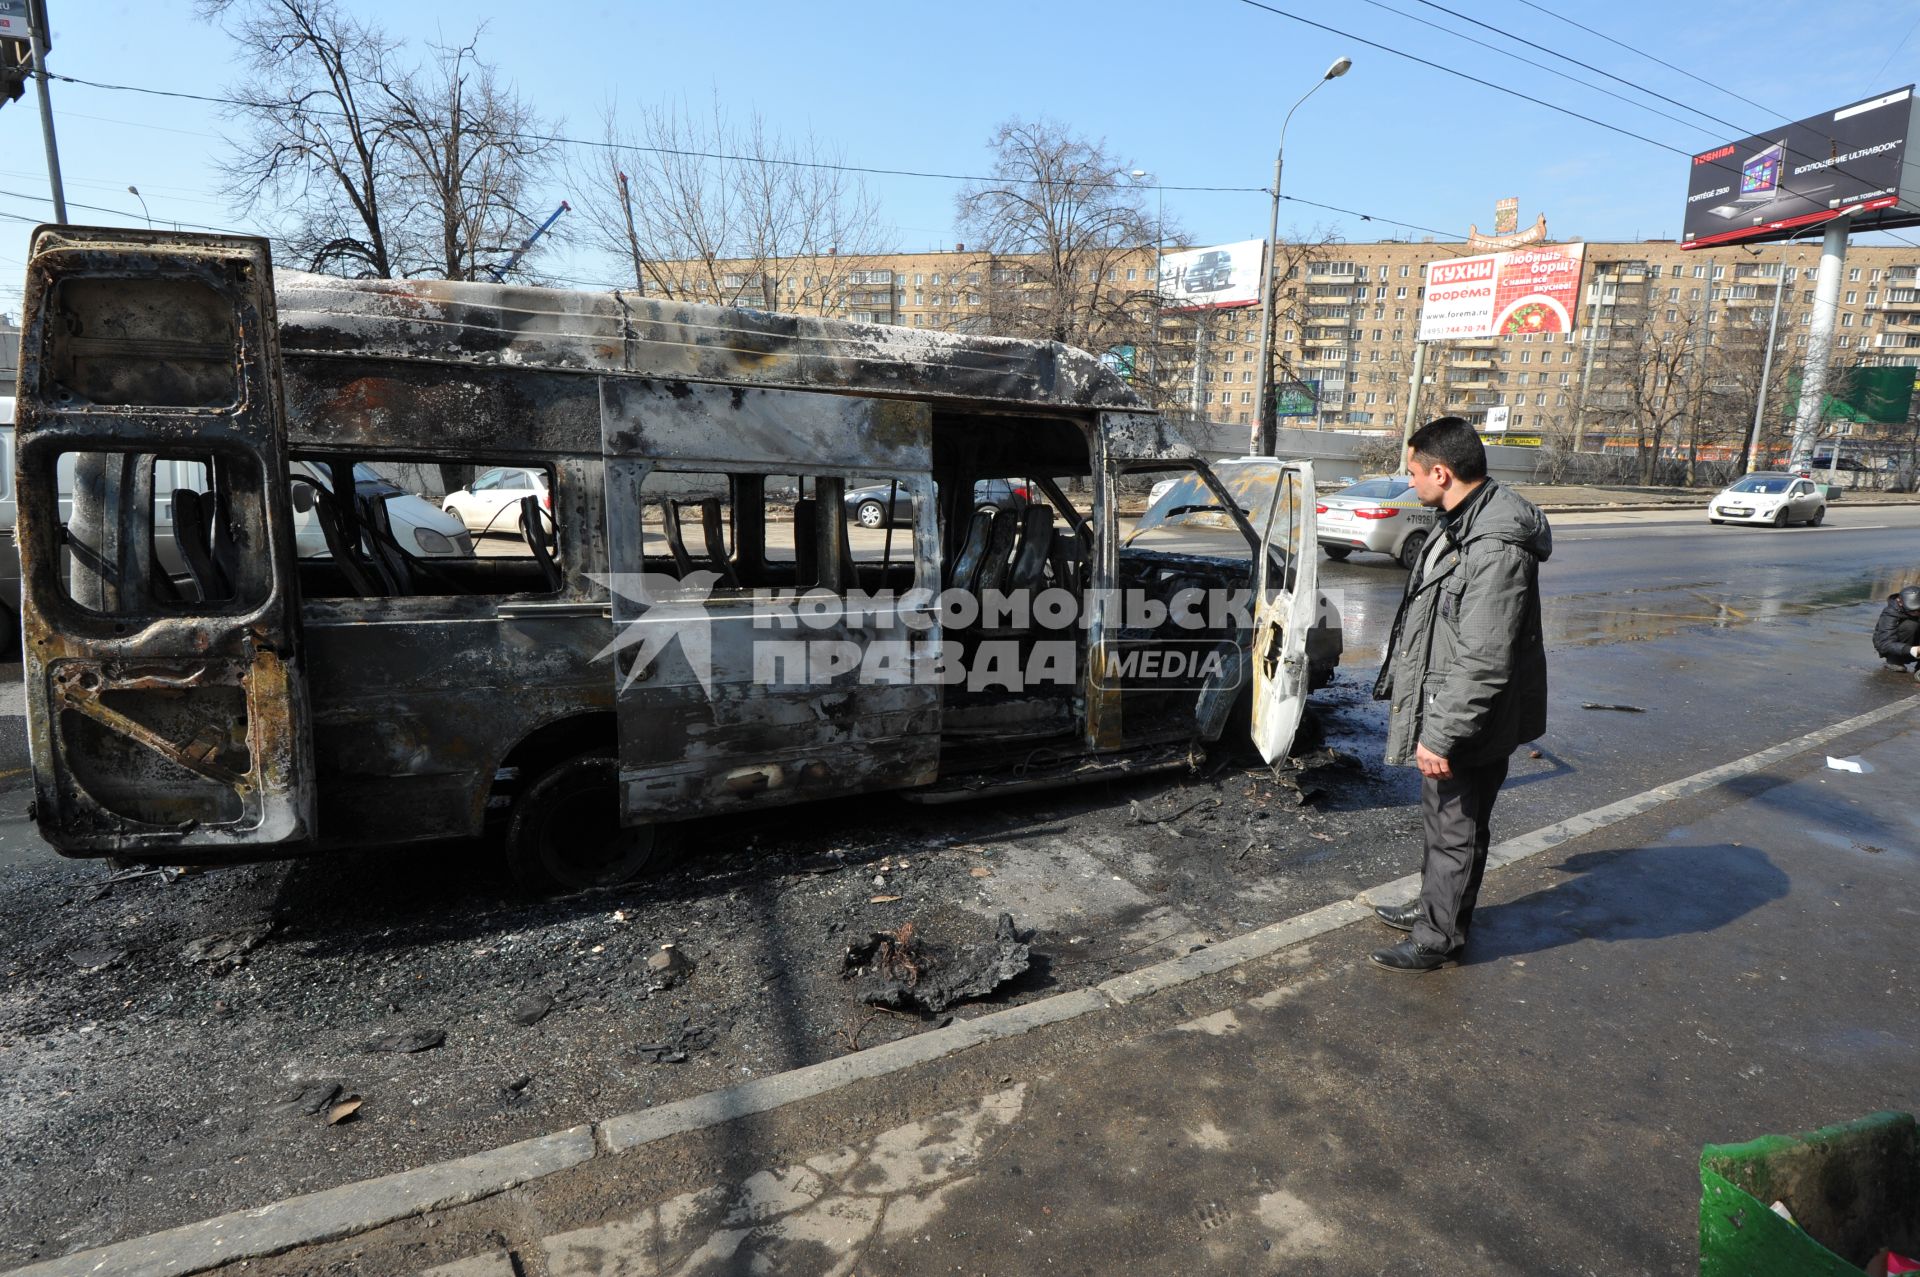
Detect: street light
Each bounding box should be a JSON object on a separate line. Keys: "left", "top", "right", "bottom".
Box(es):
{"left": 1130, "top": 169, "right": 1163, "bottom": 397}
{"left": 1254, "top": 55, "right": 1351, "bottom": 455}
{"left": 126, "top": 184, "right": 151, "bottom": 229}
{"left": 1742, "top": 203, "right": 1862, "bottom": 476}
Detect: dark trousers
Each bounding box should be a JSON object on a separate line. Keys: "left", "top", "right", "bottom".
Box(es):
{"left": 1411, "top": 757, "right": 1510, "bottom": 952}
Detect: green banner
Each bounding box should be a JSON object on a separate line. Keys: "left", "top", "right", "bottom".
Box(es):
{"left": 1786, "top": 365, "right": 1916, "bottom": 425}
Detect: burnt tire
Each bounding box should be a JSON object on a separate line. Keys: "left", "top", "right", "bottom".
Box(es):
{"left": 503, "top": 753, "right": 657, "bottom": 894}
{"left": 855, "top": 500, "right": 887, "bottom": 529}
{"left": 1397, "top": 530, "right": 1429, "bottom": 571}
{"left": 1322, "top": 545, "right": 1352, "bottom": 561}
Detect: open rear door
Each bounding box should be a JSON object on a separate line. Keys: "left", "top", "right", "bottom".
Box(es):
{"left": 14, "top": 227, "right": 314, "bottom": 855}
{"left": 1247, "top": 459, "right": 1318, "bottom": 764}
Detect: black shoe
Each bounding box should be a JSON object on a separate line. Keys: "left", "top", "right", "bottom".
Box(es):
{"left": 1373, "top": 900, "right": 1422, "bottom": 932}
{"left": 1369, "top": 938, "right": 1457, "bottom": 973}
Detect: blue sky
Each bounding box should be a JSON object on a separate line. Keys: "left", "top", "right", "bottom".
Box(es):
{"left": 3, "top": 0, "right": 1917, "bottom": 315}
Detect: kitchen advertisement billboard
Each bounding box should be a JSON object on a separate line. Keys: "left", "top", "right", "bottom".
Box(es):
{"left": 1417, "top": 243, "right": 1585, "bottom": 341}
{"left": 1681, "top": 86, "right": 1920, "bottom": 249}
{"left": 1157, "top": 239, "right": 1264, "bottom": 311}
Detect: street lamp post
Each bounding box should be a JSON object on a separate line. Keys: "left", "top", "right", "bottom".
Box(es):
{"left": 1253, "top": 55, "right": 1351, "bottom": 456}
{"left": 1130, "top": 169, "right": 1163, "bottom": 402}
{"left": 1742, "top": 205, "right": 1862, "bottom": 476}
{"left": 126, "top": 184, "right": 151, "bottom": 229}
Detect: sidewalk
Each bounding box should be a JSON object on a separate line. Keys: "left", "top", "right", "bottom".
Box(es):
{"left": 105, "top": 702, "right": 1896, "bottom": 1277}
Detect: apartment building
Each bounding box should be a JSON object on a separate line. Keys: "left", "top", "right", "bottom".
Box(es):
{"left": 646, "top": 239, "right": 1920, "bottom": 447}
{"left": 1, "top": 311, "right": 17, "bottom": 388}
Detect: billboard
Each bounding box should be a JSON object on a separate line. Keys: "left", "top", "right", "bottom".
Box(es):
{"left": 1418, "top": 243, "right": 1585, "bottom": 341}
{"left": 1786, "top": 365, "right": 1917, "bottom": 425}
{"left": 1682, "top": 86, "right": 1920, "bottom": 249}
{"left": 1157, "top": 239, "right": 1263, "bottom": 311}
{"left": 1275, "top": 379, "right": 1319, "bottom": 417}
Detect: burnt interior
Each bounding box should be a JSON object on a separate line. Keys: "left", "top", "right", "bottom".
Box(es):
{"left": 287, "top": 452, "right": 558, "bottom": 600}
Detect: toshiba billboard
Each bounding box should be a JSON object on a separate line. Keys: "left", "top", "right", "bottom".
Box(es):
{"left": 1681, "top": 86, "right": 1920, "bottom": 248}
{"left": 1417, "top": 244, "right": 1585, "bottom": 341}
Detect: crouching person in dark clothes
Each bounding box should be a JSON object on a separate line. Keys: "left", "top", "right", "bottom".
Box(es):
{"left": 1370, "top": 417, "right": 1552, "bottom": 973}
{"left": 1873, "top": 585, "right": 1920, "bottom": 676}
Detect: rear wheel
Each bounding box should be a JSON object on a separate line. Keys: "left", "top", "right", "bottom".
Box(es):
{"left": 855, "top": 500, "right": 887, "bottom": 529}
{"left": 1808, "top": 506, "right": 1825, "bottom": 527}
{"left": 1322, "top": 545, "right": 1352, "bottom": 561}
{"left": 503, "top": 753, "right": 658, "bottom": 894}
{"left": 1397, "top": 530, "right": 1429, "bottom": 571}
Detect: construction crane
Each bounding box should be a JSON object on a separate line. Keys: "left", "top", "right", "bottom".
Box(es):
{"left": 484, "top": 201, "right": 569, "bottom": 283}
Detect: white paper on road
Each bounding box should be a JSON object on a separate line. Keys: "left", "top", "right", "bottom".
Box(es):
{"left": 1824, "top": 755, "right": 1873, "bottom": 773}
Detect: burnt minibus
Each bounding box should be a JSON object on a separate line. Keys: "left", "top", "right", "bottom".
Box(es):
{"left": 11, "top": 227, "right": 1335, "bottom": 890}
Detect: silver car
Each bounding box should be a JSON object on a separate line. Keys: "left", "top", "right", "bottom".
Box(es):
{"left": 1316, "top": 475, "right": 1438, "bottom": 569}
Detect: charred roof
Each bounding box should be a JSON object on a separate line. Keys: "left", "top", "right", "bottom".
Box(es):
{"left": 275, "top": 272, "right": 1147, "bottom": 415}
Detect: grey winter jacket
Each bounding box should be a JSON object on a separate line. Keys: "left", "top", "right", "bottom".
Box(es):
{"left": 1374, "top": 480, "right": 1552, "bottom": 767}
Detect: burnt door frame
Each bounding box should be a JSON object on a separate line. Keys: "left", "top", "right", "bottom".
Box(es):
{"left": 599, "top": 378, "right": 941, "bottom": 821}
{"left": 14, "top": 228, "right": 315, "bottom": 855}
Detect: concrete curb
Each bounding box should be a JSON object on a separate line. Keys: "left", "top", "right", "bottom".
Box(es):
{"left": 7, "top": 1127, "right": 596, "bottom": 1277}
{"left": 15, "top": 693, "right": 1917, "bottom": 1277}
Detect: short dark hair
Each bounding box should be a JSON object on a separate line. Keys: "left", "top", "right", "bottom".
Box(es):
{"left": 1407, "top": 416, "right": 1488, "bottom": 482}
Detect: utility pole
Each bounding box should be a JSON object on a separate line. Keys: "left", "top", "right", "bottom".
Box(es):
{"left": 1401, "top": 339, "right": 1428, "bottom": 450}
{"left": 1574, "top": 263, "right": 1612, "bottom": 453}
{"left": 616, "top": 172, "right": 646, "bottom": 296}
{"left": 25, "top": 0, "right": 64, "bottom": 222}
{"left": 1253, "top": 56, "right": 1351, "bottom": 457}
{"left": 1190, "top": 315, "right": 1211, "bottom": 424}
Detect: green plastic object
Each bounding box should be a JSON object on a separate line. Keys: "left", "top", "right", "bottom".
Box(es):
{"left": 1699, "top": 1111, "right": 1919, "bottom": 1276}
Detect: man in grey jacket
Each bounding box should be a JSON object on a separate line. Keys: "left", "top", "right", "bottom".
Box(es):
{"left": 1369, "top": 417, "right": 1552, "bottom": 972}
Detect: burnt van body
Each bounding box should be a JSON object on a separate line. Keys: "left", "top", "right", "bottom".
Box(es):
{"left": 12, "top": 228, "right": 1334, "bottom": 889}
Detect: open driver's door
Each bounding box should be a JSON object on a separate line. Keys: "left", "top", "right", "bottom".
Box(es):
{"left": 1247, "top": 459, "right": 1318, "bottom": 764}
{"left": 14, "top": 227, "right": 315, "bottom": 856}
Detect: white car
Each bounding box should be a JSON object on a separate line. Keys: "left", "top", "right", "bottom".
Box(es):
{"left": 1317, "top": 475, "right": 1439, "bottom": 569}
{"left": 289, "top": 460, "right": 474, "bottom": 560}
{"left": 1707, "top": 473, "right": 1827, "bottom": 528}
{"left": 443, "top": 465, "right": 551, "bottom": 538}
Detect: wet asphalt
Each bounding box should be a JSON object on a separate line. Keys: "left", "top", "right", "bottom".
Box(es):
{"left": 253, "top": 707, "right": 1920, "bottom": 1277}
{"left": 0, "top": 504, "right": 1916, "bottom": 1266}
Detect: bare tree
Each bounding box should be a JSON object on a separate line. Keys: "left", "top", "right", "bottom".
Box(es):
{"left": 202, "top": 0, "right": 405, "bottom": 277}
{"left": 1598, "top": 306, "right": 1706, "bottom": 485}
{"left": 384, "top": 37, "right": 557, "bottom": 281}
{"left": 957, "top": 119, "right": 1160, "bottom": 350}
{"left": 569, "top": 97, "right": 888, "bottom": 312}
{"left": 202, "top": 0, "right": 554, "bottom": 281}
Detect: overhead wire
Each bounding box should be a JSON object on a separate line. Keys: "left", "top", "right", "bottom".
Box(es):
{"left": 17, "top": 44, "right": 1920, "bottom": 261}
{"left": 1509, "top": 0, "right": 1786, "bottom": 120}
{"left": 1352, "top": 0, "right": 1719, "bottom": 137}
{"left": 1237, "top": 0, "right": 1920, "bottom": 241}
{"left": 1230, "top": 0, "right": 1690, "bottom": 155}
{"left": 1406, "top": 0, "right": 1757, "bottom": 136}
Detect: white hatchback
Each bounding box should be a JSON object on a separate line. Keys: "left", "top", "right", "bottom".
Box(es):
{"left": 1707, "top": 473, "right": 1826, "bottom": 528}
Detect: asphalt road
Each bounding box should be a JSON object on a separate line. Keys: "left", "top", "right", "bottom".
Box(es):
{"left": 1, "top": 500, "right": 1917, "bottom": 1265}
